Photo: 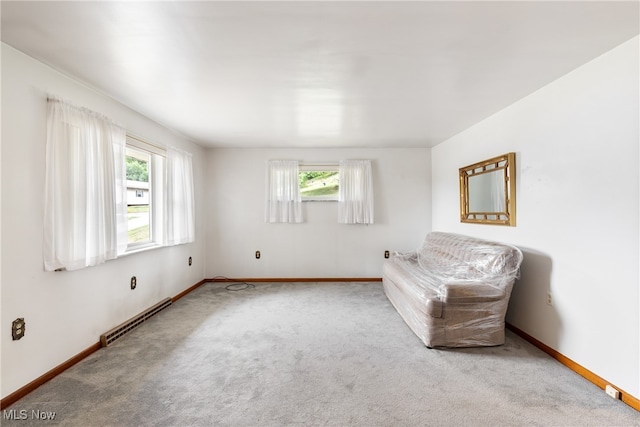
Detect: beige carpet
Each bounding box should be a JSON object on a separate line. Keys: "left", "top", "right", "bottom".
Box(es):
{"left": 4, "top": 281, "right": 638, "bottom": 426}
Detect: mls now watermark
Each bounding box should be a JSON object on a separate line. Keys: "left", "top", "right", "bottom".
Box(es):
{"left": 3, "top": 409, "right": 57, "bottom": 421}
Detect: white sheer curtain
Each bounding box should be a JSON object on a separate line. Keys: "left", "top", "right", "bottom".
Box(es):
{"left": 265, "top": 160, "right": 303, "bottom": 223}
{"left": 166, "top": 146, "right": 195, "bottom": 245}
{"left": 338, "top": 159, "right": 374, "bottom": 224}
{"left": 43, "top": 97, "right": 127, "bottom": 271}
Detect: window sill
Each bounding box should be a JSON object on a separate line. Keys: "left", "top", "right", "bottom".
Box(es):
{"left": 123, "top": 242, "right": 164, "bottom": 256}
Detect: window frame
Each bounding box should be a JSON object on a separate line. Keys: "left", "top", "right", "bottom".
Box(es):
{"left": 299, "top": 163, "right": 340, "bottom": 202}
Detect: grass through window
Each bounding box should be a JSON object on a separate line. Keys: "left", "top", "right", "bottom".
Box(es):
{"left": 299, "top": 170, "right": 339, "bottom": 199}
{"left": 127, "top": 205, "right": 150, "bottom": 243}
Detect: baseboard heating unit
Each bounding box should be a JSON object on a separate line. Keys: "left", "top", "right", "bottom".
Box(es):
{"left": 100, "top": 297, "right": 172, "bottom": 347}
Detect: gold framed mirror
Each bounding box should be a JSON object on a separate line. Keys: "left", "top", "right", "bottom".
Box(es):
{"left": 459, "top": 152, "right": 516, "bottom": 226}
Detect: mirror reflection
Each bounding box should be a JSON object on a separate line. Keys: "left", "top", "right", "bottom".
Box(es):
{"left": 459, "top": 153, "right": 516, "bottom": 226}
{"left": 468, "top": 170, "right": 504, "bottom": 212}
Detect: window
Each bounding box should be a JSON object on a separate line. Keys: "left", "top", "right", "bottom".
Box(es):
{"left": 125, "top": 135, "right": 165, "bottom": 250}
{"left": 44, "top": 95, "right": 192, "bottom": 271}
{"left": 299, "top": 164, "right": 339, "bottom": 201}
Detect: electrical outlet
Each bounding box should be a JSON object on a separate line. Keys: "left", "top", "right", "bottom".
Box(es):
{"left": 546, "top": 292, "right": 552, "bottom": 306}
{"left": 131, "top": 276, "right": 137, "bottom": 290}
{"left": 255, "top": 250, "right": 261, "bottom": 259}
{"left": 384, "top": 250, "right": 390, "bottom": 259}
{"left": 605, "top": 385, "right": 620, "bottom": 399}
{"left": 12, "top": 318, "right": 25, "bottom": 340}
{"left": 188, "top": 256, "right": 192, "bottom": 266}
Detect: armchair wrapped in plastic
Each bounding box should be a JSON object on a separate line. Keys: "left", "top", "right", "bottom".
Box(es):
{"left": 382, "top": 232, "right": 523, "bottom": 348}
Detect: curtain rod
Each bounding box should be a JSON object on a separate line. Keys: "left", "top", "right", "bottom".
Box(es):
{"left": 126, "top": 133, "right": 167, "bottom": 152}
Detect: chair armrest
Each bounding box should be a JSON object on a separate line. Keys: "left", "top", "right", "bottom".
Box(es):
{"left": 390, "top": 251, "right": 418, "bottom": 262}
{"left": 441, "top": 282, "right": 505, "bottom": 303}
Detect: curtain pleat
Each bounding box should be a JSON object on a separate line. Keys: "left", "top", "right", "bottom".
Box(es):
{"left": 44, "top": 97, "right": 126, "bottom": 271}
{"left": 265, "top": 160, "right": 303, "bottom": 223}
{"left": 166, "top": 146, "right": 195, "bottom": 245}
{"left": 338, "top": 160, "right": 374, "bottom": 224}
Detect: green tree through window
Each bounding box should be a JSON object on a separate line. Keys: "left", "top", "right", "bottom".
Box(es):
{"left": 126, "top": 156, "right": 148, "bottom": 182}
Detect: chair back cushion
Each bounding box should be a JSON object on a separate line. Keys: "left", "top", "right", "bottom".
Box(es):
{"left": 417, "top": 232, "right": 523, "bottom": 286}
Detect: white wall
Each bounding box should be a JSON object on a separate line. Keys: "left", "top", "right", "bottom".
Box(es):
{"left": 205, "top": 147, "right": 431, "bottom": 278}
{"left": 432, "top": 37, "right": 639, "bottom": 398}
{"left": 1, "top": 44, "right": 206, "bottom": 399}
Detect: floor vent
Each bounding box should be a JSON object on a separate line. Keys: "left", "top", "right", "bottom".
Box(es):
{"left": 100, "top": 297, "right": 172, "bottom": 347}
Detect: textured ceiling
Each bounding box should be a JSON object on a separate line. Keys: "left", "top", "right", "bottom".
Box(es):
{"left": 2, "top": 1, "right": 638, "bottom": 148}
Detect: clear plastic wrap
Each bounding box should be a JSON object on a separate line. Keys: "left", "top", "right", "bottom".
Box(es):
{"left": 382, "top": 232, "right": 523, "bottom": 348}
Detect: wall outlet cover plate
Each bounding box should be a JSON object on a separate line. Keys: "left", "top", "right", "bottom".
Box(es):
{"left": 12, "top": 318, "right": 26, "bottom": 340}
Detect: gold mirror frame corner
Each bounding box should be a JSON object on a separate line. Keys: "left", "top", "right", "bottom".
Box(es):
{"left": 459, "top": 152, "right": 516, "bottom": 227}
